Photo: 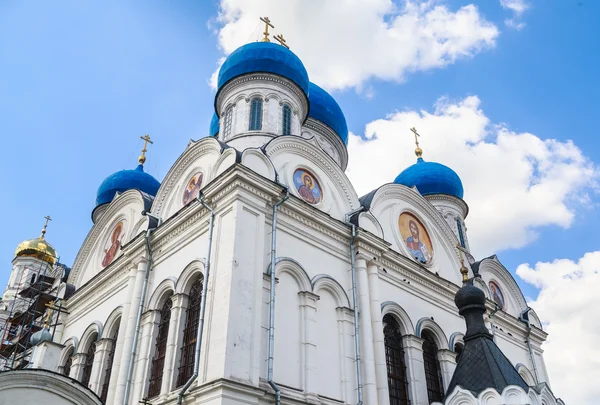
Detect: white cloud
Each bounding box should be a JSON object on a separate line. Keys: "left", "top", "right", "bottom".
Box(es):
{"left": 213, "top": 0, "right": 499, "bottom": 91}
{"left": 517, "top": 252, "right": 600, "bottom": 405}
{"left": 345, "top": 96, "right": 597, "bottom": 256}
{"left": 500, "top": 0, "right": 529, "bottom": 30}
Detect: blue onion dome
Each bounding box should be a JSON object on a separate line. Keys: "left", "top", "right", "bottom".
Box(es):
{"left": 96, "top": 164, "right": 160, "bottom": 206}
{"left": 210, "top": 112, "right": 219, "bottom": 136}
{"left": 217, "top": 42, "right": 310, "bottom": 98}
{"left": 307, "top": 82, "right": 349, "bottom": 145}
{"left": 394, "top": 157, "right": 464, "bottom": 199}
{"left": 30, "top": 328, "right": 52, "bottom": 346}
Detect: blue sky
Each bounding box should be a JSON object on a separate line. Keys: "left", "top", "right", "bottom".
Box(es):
{"left": 0, "top": 0, "right": 598, "bottom": 305}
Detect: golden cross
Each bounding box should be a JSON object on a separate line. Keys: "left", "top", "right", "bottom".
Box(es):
{"left": 260, "top": 16, "right": 274, "bottom": 42}
{"left": 40, "top": 215, "right": 52, "bottom": 239}
{"left": 457, "top": 244, "right": 469, "bottom": 283}
{"left": 43, "top": 301, "right": 56, "bottom": 327}
{"left": 274, "top": 34, "right": 289, "bottom": 49}
{"left": 410, "top": 127, "right": 423, "bottom": 158}
{"left": 138, "top": 134, "right": 153, "bottom": 165}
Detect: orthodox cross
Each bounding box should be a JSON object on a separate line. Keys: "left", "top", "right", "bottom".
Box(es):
{"left": 260, "top": 16, "right": 274, "bottom": 42}
{"left": 138, "top": 134, "right": 153, "bottom": 165}
{"left": 274, "top": 34, "right": 289, "bottom": 49}
{"left": 40, "top": 215, "right": 52, "bottom": 239}
{"left": 139, "top": 398, "right": 152, "bottom": 405}
{"left": 410, "top": 127, "right": 423, "bottom": 158}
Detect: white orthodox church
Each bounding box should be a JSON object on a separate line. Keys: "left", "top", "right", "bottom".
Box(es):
{"left": 0, "top": 24, "right": 565, "bottom": 405}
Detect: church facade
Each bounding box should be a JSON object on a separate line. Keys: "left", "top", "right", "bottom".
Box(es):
{"left": 0, "top": 29, "right": 564, "bottom": 405}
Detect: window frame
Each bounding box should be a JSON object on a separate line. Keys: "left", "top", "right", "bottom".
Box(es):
{"left": 383, "top": 314, "right": 411, "bottom": 405}
{"left": 248, "top": 97, "right": 263, "bottom": 131}
{"left": 147, "top": 297, "right": 173, "bottom": 398}
{"left": 282, "top": 104, "right": 292, "bottom": 135}
{"left": 422, "top": 330, "right": 444, "bottom": 403}
{"left": 176, "top": 277, "right": 203, "bottom": 387}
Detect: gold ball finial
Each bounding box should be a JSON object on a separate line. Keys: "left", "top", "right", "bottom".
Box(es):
{"left": 457, "top": 244, "right": 469, "bottom": 283}
{"left": 410, "top": 127, "right": 424, "bottom": 159}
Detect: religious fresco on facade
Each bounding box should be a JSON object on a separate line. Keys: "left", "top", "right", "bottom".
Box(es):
{"left": 489, "top": 281, "right": 505, "bottom": 309}
{"left": 101, "top": 220, "right": 126, "bottom": 268}
{"left": 182, "top": 172, "right": 203, "bottom": 205}
{"left": 398, "top": 212, "right": 433, "bottom": 264}
{"left": 293, "top": 168, "right": 322, "bottom": 205}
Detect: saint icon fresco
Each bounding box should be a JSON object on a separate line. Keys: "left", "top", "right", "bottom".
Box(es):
{"left": 293, "top": 169, "right": 322, "bottom": 205}
{"left": 183, "top": 172, "right": 203, "bottom": 205}
{"left": 489, "top": 281, "right": 505, "bottom": 309}
{"left": 102, "top": 220, "right": 125, "bottom": 267}
{"left": 398, "top": 213, "right": 433, "bottom": 264}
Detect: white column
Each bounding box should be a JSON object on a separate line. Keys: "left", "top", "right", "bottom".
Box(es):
{"left": 131, "top": 310, "right": 160, "bottom": 405}
{"left": 356, "top": 258, "right": 378, "bottom": 405}
{"left": 90, "top": 338, "right": 111, "bottom": 394}
{"left": 299, "top": 291, "right": 319, "bottom": 400}
{"left": 368, "top": 263, "right": 390, "bottom": 405}
{"left": 402, "top": 335, "right": 428, "bottom": 405}
{"left": 114, "top": 260, "right": 147, "bottom": 404}
{"left": 69, "top": 353, "right": 86, "bottom": 381}
{"left": 160, "top": 293, "right": 188, "bottom": 399}
{"left": 106, "top": 266, "right": 137, "bottom": 405}
{"left": 438, "top": 349, "right": 457, "bottom": 391}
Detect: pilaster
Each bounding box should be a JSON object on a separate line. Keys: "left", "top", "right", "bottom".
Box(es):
{"left": 131, "top": 310, "right": 160, "bottom": 404}
{"left": 90, "top": 337, "right": 113, "bottom": 394}
{"left": 437, "top": 349, "right": 457, "bottom": 391}
{"left": 402, "top": 335, "right": 428, "bottom": 405}
{"left": 160, "top": 293, "right": 188, "bottom": 399}
{"left": 70, "top": 353, "right": 86, "bottom": 381}
{"left": 356, "top": 258, "right": 377, "bottom": 405}
{"left": 299, "top": 291, "right": 319, "bottom": 401}
{"left": 368, "top": 263, "right": 390, "bottom": 405}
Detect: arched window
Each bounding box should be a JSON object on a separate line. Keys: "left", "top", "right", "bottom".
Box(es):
{"left": 383, "top": 314, "right": 409, "bottom": 405}
{"left": 224, "top": 105, "right": 233, "bottom": 138}
{"left": 249, "top": 98, "right": 263, "bottom": 131}
{"left": 100, "top": 326, "right": 119, "bottom": 402}
{"left": 148, "top": 297, "right": 172, "bottom": 398}
{"left": 422, "top": 330, "right": 444, "bottom": 403}
{"left": 62, "top": 347, "right": 74, "bottom": 377}
{"left": 282, "top": 104, "right": 292, "bottom": 135}
{"left": 176, "top": 277, "right": 203, "bottom": 387}
{"left": 456, "top": 218, "right": 466, "bottom": 248}
{"left": 81, "top": 334, "right": 98, "bottom": 387}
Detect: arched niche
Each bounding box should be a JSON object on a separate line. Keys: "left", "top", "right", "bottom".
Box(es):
{"left": 264, "top": 136, "right": 360, "bottom": 222}
{"left": 70, "top": 189, "right": 151, "bottom": 288}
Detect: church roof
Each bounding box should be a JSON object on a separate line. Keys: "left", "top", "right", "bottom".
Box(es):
{"left": 217, "top": 41, "right": 310, "bottom": 98}
{"left": 446, "top": 331, "right": 529, "bottom": 396}
{"left": 307, "top": 82, "right": 348, "bottom": 144}
{"left": 96, "top": 164, "right": 160, "bottom": 206}
{"left": 447, "top": 281, "right": 529, "bottom": 396}
{"left": 394, "top": 157, "right": 464, "bottom": 199}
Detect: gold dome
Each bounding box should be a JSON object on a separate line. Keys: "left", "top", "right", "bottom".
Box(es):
{"left": 14, "top": 218, "right": 58, "bottom": 265}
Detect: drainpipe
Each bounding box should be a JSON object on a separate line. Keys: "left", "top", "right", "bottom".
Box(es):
{"left": 177, "top": 193, "right": 215, "bottom": 405}
{"left": 267, "top": 187, "right": 289, "bottom": 405}
{"left": 123, "top": 211, "right": 161, "bottom": 405}
{"left": 345, "top": 206, "right": 365, "bottom": 405}
{"left": 520, "top": 307, "right": 540, "bottom": 384}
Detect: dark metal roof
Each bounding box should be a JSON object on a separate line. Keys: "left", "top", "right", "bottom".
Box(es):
{"left": 446, "top": 333, "right": 529, "bottom": 396}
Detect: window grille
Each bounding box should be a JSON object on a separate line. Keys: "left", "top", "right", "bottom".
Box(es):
{"left": 383, "top": 314, "right": 410, "bottom": 405}
{"left": 81, "top": 335, "right": 97, "bottom": 387}
{"left": 224, "top": 105, "right": 233, "bottom": 138}
{"left": 422, "top": 331, "right": 444, "bottom": 403}
{"left": 456, "top": 219, "right": 466, "bottom": 248}
{"left": 100, "top": 328, "right": 119, "bottom": 402}
{"left": 148, "top": 298, "right": 173, "bottom": 398}
{"left": 176, "top": 278, "right": 203, "bottom": 387}
{"left": 62, "top": 348, "right": 73, "bottom": 377}
{"left": 249, "top": 98, "right": 263, "bottom": 130}
{"left": 282, "top": 104, "right": 292, "bottom": 135}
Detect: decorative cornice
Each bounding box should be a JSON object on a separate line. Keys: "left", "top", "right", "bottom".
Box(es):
{"left": 425, "top": 193, "right": 469, "bottom": 218}
{"left": 303, "top": 117, "right": 349, "bottom": 171}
